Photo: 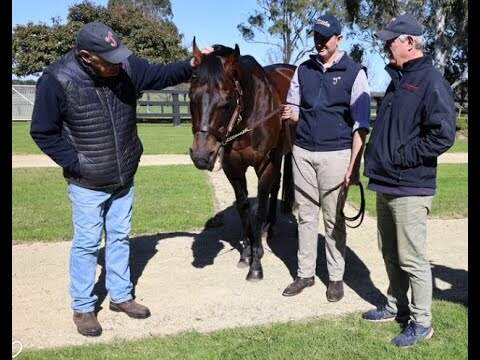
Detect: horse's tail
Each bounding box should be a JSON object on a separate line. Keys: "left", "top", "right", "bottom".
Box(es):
{"left": 281, "top": 151, "right": 294, "bottom": 213}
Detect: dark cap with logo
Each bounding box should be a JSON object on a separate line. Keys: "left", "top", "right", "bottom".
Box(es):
{"left": 312, "top": 15, "right": 342, "bottom": 38}
{"left": 76, "top": 22, "right": 132, "bottom": 64}
{"left": 375, "top": 14, "right": 424, "bottom": 41}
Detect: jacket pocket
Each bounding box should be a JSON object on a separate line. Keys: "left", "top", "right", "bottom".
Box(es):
{"left": 77, "top": 152, "right": 94, "bottom": 178}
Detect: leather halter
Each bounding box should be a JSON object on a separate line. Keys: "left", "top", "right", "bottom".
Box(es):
{"left": 199, "top": 77, "right": 283, "bottom": 147}
{"left": 197, "top": 78, "right": 246, "bottom": 146}
{"left": 220, "top": 79, "right": 248, "bottom": 146}
{"left": 219, "top": 79, "right": 286, "bottom": 146}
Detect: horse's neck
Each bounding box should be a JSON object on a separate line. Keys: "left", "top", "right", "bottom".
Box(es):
{"left": 238, "top": 66, "right": 277, "bottom": 123}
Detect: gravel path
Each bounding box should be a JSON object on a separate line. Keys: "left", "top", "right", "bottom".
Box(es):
{"left": 12, "top": 155, "right": 467, "bottom": 350}
{"left": 12, "top": 152, "right": 468, "bottom": 168}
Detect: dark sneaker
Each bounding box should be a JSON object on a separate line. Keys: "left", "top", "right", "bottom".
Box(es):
{"left": 362, "top": 306, "right": 410, "bottom": 323}
{"left": 326, "top": 280, "right": 344, "bottom": 302}
{"left": 282, "top": 276, "right": 315, "bottom": 297}
{"left": 109, "top": 300, "right": 151, "bottom": 319}
{"left": 391, "top": 321, "right": 434, "bottom": 348}
{"left": 73, "top": 311, "right": 102, "bottom": 337}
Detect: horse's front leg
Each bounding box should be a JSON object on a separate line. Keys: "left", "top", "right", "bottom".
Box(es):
{"left": 247, "top": 162, "right": 276, "bottom": 281}
{"left": 223, "top": 167, "right": 253, "bottom": 268}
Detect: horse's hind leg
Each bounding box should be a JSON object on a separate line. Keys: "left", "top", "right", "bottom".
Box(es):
{"left": 266, "top": 160, "right": 282, "bottom": 240}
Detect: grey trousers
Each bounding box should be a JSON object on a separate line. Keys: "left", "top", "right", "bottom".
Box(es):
{"left": 376, "top": 192, "right": 434, "bottom": 327}
{"left": 292, "top": 145, "right": 351, "bottom": 280}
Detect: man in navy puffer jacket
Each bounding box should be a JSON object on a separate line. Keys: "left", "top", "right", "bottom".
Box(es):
{"left": 361, "top": 14, "right": 456, "bottom": 348}
{"left": 30, "top": 22, "right": 211, "bottom": 337}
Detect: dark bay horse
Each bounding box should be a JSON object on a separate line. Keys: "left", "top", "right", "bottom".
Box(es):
{"left": 189, "top": 39, "right": 296, "bottom": 281}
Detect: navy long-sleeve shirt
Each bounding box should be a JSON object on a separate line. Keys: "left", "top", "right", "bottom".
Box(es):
{"left": 30, "top": 54, "right": 194, "bottom": 174}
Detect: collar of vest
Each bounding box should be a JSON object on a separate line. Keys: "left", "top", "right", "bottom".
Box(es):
{"left": 71, "top": 50, "right": 126, "bottom": 84}
{"left": 309, "top": 52, "right": 348, "bottom": 72}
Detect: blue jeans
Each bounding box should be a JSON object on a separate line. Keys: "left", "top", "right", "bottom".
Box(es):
{"left": 68, "top": 183, "right": 134, "bottom": 313}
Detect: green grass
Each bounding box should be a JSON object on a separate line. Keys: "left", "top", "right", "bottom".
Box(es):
{"left": 449, "top": 137, "right": 468, "bottom": 153}
{"left": 13, "top": 123, "right": 468, "bottom": 155}
{"left": 12, "top": 122, "right": 42, "bottom": 154}
{"left": 12, "top": 122, "right": 194, "bottom": 155}
{"left": 18, "top": 300, "right": 467, "bottom": 359}
{"left": 347, "top": 164, "right": 467, "bottom": 218}
{"left": 137, "top": 123, "right": 193, "bottom": 154}
{"left": 12, "top": 165, "right": 214, "bottom": 242}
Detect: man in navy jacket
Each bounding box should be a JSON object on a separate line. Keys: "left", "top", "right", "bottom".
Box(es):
{"left": 362, "top": 14, "right": 456, "bottom": 348}
{"left": 30, "top": 22, "right": 211, "bottom": 337}
{"left": 281, "top": 15, "right": 371, "bottom": 302}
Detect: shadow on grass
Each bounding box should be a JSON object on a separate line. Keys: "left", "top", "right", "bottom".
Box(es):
{"left": 432, "top": 263, "right": 468, "bottom": 306}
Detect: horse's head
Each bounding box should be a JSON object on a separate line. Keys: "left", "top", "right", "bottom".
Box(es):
{"left": 189, "top": 38, "right": 242, "bottom": 171}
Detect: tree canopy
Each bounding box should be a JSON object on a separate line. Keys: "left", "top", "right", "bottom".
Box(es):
{"left": 343, "top": 0, "right": 468, "bottom": 102}
{"left": 107, "top": 0, "right": 173, "bottom": 21}
{"left": 237, "top": 0, "right": 467, "bottom": 101}
{"left": 12, "top": 0, "right": 188, "bottom": 77}
{"left": 237, "top": 0, "right": 343, "bottom": 64}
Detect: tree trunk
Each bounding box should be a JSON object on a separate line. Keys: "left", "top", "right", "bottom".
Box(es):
{"left": 433, "top": 1, "right": 448, "bottom": 75}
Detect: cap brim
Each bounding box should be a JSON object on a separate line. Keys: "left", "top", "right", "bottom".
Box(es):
{"left": 375, "top": 30, "right": 400, "bottom": 41}
{"left": 312, "top": 25, "right": 336, "bottom": 38}
{"left": 98, "top": 44, "right": 132, "bottom": 64}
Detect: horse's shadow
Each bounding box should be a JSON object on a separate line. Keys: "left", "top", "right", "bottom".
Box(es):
{"left": 431, "top": 263, "right": 468, "bottom": 305}
{"left": 92, "top": 202, "right": 467, "bottom": 314}
{"left": 191, "top": 197, "right": 386, "bottom": 306}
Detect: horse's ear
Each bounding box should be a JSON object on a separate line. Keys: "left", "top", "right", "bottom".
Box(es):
{"left": 192, "top": 36, "right": 203, "bottom": 65}
{"left": 223, "top": 44, "right": 240, "bottom": 77}
{"left": 226, "top": 44, "right": 240, "bottom": 67}
{"left": 234, "top": 44, "right": 240, "bottom": 59}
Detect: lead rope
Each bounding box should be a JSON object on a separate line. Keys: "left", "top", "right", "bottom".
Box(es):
{"left": 291, "top": 152, "right": 366, "bottom": 228}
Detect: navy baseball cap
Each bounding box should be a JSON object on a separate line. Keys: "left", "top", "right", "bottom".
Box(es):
{"left": 312, "top": 15, "right": 342, "bottom": 38}
{"left": 76, "top": 22, "right": 132, "bottom": 64}
{"left": 375, "top": 14, "right": 424, "bottom": 41}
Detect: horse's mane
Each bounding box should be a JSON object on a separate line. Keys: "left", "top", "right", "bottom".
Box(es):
{"left": 195, "top": 44, "right": 265, "bottom": 87}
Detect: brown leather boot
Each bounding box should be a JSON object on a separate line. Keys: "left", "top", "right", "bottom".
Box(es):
{"left": 282, "top": 276, "right": 315, "bottom": 296}
{"left": 326, "top": 280, "right": 344, "bottom": 302}
{"left": 109, "top": 300, "right": 151, "bottom": 319}
{"left": 73, "top": 311, "right": 102, "bottom": 337}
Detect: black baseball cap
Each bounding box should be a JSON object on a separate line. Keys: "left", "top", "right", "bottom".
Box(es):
{"left": 76, "top": 22, "right": 132, "bottom": 64}
{"left": 312, "top": 15, "right": 342, "bottom": 38}
{"left": 375, "top": 14, "right": 424, "bottom": 41}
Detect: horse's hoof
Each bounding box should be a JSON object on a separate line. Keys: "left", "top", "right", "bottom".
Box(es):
{"left": 246, "top": 269, "right": 263, "bottom": 282}
{"left": 237, "top": 257, "right": 250, "bottom": 268}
